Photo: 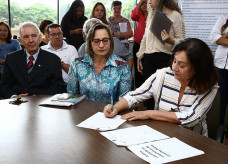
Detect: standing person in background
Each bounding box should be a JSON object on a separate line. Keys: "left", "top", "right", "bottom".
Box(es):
{"left": 39, "top": 19, "right": 53, "bottom": 47}
{"left": 108, "top": 1, "right": 133, "bottom": 49}
{"left": 90, "top": 2, "right": 109, "bottom": 26}
{"left": 0, "top": 21, "right": 21, "bottom": 77}
{"left": 137, "top": 0, "right": 185, "bottom": 109}
{"left": 210, "top": 15, "right": 228, "bottom": 139}
{"left": 131, "top": 0, "right": 148, "bottom": 89}
{"left": 61, "top": 0, "right": 87, "bottom": 50}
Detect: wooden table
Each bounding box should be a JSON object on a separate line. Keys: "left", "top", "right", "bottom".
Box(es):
{"left": 0, "top": 95, "right": 228, "bottom": 164}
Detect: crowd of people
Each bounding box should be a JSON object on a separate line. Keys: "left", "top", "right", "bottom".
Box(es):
{"left": 0, "top": 0, "right": 227, "bottom": 138}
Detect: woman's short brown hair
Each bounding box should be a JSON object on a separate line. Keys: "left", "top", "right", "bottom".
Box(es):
{"left": 170, "top": 38, "right": 219, "bottom": 94}
{"left": 0, "top": 21, "right": 12, "bottom": 43}
{"left": 85, "top": 23, "right": 114, "bottom": 59}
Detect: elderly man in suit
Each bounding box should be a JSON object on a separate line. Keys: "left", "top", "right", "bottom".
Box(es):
{"left": 0, "top": 22, "right": 65, "bottom": 99}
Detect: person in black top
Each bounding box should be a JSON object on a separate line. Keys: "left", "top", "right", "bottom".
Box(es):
{"left": 61, "top": 0, "right": 87, "bottom": 50}
{"left": 39, "top": 19, "right": 53, "bottom": 47}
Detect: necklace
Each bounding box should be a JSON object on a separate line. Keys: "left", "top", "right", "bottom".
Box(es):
{"left": 162, "top": 6, "right": 168, "bottom": 16}
{"left": 163, "top": 11, "right": 168, "bottom": 16}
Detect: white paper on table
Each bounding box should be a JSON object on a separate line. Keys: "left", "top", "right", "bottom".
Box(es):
{"left": 77, "top": 112, "right": 126, "bottom": 131}
{"left": 128, "top": 137, "right": 204, "bottom": 164}
{"left": 100, "top": 125, "right": 169, "bottom": 146}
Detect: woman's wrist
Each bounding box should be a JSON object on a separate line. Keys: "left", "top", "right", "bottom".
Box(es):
{"left": 113, "top": 105, "right": 120, "bottom": 114}
{"left": 166, "top": 38, "right": 175, "bottom": 45}
{"left": 0, "top": 60, "right": 4, "bottom": 65}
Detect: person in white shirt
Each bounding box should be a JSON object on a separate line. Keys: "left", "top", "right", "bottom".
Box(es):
{"left": 210, "top": 15, "right": 228, "bottom": 131}
{"left": 136, "top": 0, "right": 185, "bottom": 110}
{"left": 41, "top": 24, "right": 78, "bottom": 83}
{"left": 104, "top": 38, "right": 219, "bottom": 136}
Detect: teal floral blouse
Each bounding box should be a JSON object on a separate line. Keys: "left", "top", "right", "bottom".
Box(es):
{"left": 67, "top": 54, "right": 131, "bottom": 104}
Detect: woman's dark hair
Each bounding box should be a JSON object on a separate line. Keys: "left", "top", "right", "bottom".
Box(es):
{"left": 86, "top": 23, "right": 114, "bottom": 59}
{"left": 39, "top": 19, "right": 53, "bottom": 34}
{"left": 65, "top": 0, "right": 85, "bottom": 22}
{"left": 157, "top": 0, "right": 182, "bottom": 14}
{"left": 0, "top": 21, "right": 12, "bottom": 43}
{"left": 111, "top": 1, "right": 122, "bottom": 9}
{"left": 90, "top": 2, "right": 109, "bottom": 25}
{"left": 221, "top": 19, "right": 228, "bottom": 34}
{"left": 170, "top": 38, "right": 219, "bottom": 94}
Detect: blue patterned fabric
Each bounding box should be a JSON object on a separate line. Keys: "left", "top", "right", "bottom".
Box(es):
{"left": 67, "top": 54, "right": 131, "bottom": 104}
{"left": 0, "top": 39, "right": 21, "bottom": 71}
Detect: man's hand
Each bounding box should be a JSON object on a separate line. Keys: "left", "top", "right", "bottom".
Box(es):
{"left": 13, "top": 93, "right": 28, "bottom": 98}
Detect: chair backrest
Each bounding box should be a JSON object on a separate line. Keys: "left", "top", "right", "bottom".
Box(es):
{"left": 206, "top": 92, "right": 224, "bottom": 142}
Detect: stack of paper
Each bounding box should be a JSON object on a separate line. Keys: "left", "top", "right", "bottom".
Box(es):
{"left": 77, "top": 113, "right": 204, "bottom": 163}
{"left": 128, "top": 137, "right": 204, "bottom": 164}
{"left": 100, "top": 125, "right": 204, "bottom": 163}
{"left": 100, "top": 125, "right": 169, "bottom": 146}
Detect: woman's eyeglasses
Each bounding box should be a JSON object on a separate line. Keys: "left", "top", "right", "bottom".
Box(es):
{"left": 92, "top": 38, "right": 110, "bottom": 46}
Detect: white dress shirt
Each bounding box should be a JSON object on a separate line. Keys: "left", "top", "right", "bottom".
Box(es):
{"left": 41, "top": 40, "right": 78, "bottom": 82}
{"left": 210, "top": 15, "right": 228, "bottom": 69}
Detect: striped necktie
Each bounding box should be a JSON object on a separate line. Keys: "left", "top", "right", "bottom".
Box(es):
{"left": 27, "top": 56, "right": 34, "bottom": 74}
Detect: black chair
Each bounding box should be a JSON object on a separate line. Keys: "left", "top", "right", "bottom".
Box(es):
{"left": 215, "top": 124, "right": 225, "bottom": 143}
{"left": 207, "top": 92, "right": 225, "bottom": 143}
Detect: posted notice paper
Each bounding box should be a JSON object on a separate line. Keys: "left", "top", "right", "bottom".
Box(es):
{"left": 128, "top": 137, "right": 204, "bottom": 164}
{"left": 77, "top": 112, "right": 126, "bottom": 131}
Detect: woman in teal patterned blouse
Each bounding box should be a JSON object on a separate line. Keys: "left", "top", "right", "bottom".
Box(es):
{"left": 67, "top": 23, "right": 131, "bottom": 104}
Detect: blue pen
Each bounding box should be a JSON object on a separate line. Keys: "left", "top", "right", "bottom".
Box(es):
{"left": 111, "top": 91, "right": 113, "bottom": 112}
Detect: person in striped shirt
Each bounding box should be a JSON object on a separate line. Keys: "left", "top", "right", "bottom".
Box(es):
{"left": 104, "top": 38, "right": 219, "bottom": 136}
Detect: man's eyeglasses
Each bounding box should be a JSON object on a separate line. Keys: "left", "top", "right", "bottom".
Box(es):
{"left": 112, "top": 7, "right": 122, "bottom": 11}
{"left": 92, "top": 38, "right": 110, "bottom": 46}
{"left": 49, "top": 32, "right": 63, "bottom": 37}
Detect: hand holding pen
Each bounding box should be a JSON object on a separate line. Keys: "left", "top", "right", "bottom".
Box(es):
{"left": 104, "top": 104, "right": 118, "bottom": 118}
{"left": 111, "top": 91, "right": 114, "bottom": 112}
{"left": 103, "top": 91, "right": 118, "bottom": 118}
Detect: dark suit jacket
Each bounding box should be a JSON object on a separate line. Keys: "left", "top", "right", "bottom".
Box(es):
{"left": 0, "top": 49, "right": 66, "bottom": 98}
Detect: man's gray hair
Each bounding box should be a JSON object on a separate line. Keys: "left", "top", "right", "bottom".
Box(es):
{"left": 18, "top": 22, "right": 40, "bottom": 38}
{"left": 83, "top": 18, "right": 102, "bottom": 36}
